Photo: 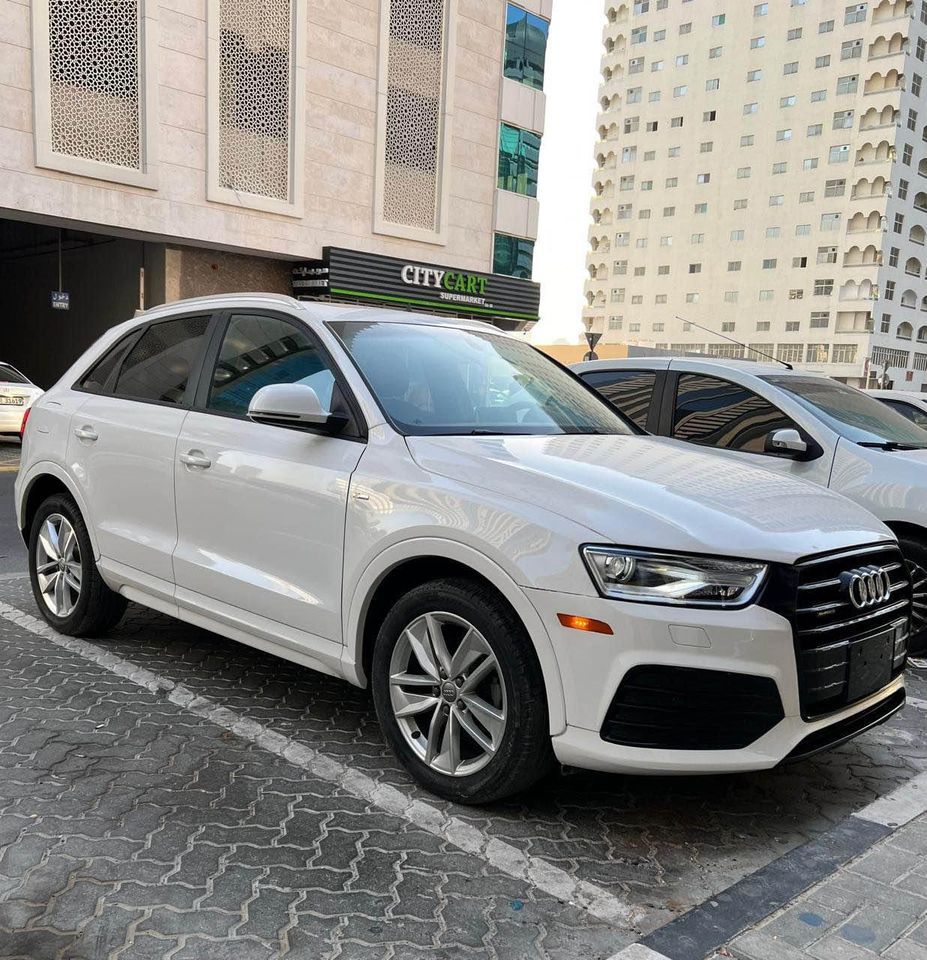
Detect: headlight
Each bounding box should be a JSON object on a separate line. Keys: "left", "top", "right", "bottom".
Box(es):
{"left": 581, "top": 546, "right": 768, "bottom": 608}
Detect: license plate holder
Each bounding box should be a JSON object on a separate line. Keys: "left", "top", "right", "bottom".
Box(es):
{"left": 0, "top": 397, "right": 23, "bottom": 405}
{"left": 847, "top": 629, "right": 894, "bottom": 702}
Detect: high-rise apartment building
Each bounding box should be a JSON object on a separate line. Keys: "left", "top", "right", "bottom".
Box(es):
{"left": 1, "top": 0, "right": 548, "bottom": 386}
{"left": 585, "top": 0, "right": 927, "bottom": 391}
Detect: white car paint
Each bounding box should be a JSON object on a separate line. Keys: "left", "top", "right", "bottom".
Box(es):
{"left": 0, "top": 363, "right": 42, "bottom": 435}
{"left": 573, "top": 356, "right": 927, "bottom": 538}
{"left": 15, "top": 297, "right": 908, "bottom": 778}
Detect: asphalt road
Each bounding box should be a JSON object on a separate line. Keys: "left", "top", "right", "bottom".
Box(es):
{"left": 0, "top": 439, "right": 25, "bottom": 574}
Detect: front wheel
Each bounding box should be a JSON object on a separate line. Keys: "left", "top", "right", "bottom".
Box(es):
{"left": 900, "top": 536, "right": 927, "bottom": 658}
{"left": 371, "top": 578, "right": 554, "bottom": 804}
{"left": 28, "top": 493, "right": 127, "bottom": 636}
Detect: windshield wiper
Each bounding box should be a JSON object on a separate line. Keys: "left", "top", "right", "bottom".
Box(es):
{"left": 857, "top": 441, "right": 927, "bottom": 451}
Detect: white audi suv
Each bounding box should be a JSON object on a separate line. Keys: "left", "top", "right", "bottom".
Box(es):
{"left": 16, "top": 296, "right": 911, "bottom": 802}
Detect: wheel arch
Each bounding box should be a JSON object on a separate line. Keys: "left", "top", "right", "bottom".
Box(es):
{"left": 343, "top": 538, "right": 567, "bottom": 735}
{"left": 883, "top": 519, "right": 927, "bottom": 547}
{"left": 19, "top": 463, "right": 100, "bottom": 559}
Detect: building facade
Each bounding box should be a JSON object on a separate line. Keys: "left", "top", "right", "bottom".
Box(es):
{"left": 585, "top": 0, "right": 927, "bottom": 391}
{"left": 0, "top": 0, "right": 549, "bottom": 386}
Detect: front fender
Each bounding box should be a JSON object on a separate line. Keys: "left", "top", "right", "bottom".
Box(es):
{"left": 341, "top": 537, "right": 567, "bottom": 736}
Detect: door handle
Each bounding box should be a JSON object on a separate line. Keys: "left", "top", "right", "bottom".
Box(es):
{"left": 179, "top": 450, "right": 211, "bottom": 469}
{"left": 74, "top": 426, "right": 98, "bottom": 442}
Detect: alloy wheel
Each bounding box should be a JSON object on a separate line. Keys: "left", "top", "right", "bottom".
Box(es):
{"left": 909, "top": 558, "right": 927, "bottom": 639}
{"left": 388, "top": 612, "right": 508, "bottom": 777}
{"left": 35, "top": 513, "right": 82, "bottom": 618}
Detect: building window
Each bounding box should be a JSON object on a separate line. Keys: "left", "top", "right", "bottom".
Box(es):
{"left": 781, "top": 95, "right": 797, "bottom": 107}
{"left": 815, "top": 55, "right": 831, "bottom": 68}
{"left": 748, "top": 69, "right": 762, "bottom": 82}
{"left": 841, "top": 39, "right": 862, "bottom": 60}
{"left": 689, "top": 263, "right": 702, "bottom": 274}
{"left": 824, "top": 179, "right": 846, "bottom": 197}
{"left": 728, "top": 260, "right": 742, "bottom": 271}
{"left": 709, "top": 46, "right": 722, "bottom": 59}
{"left": 836, "top": 74, "right": 859, "bottom": 95}
{"left": 844, "top": 3, "right": 867, "bottom": 24}
{"left": 789, "top": 288, "right": 804, "bottom": 299}
{"left": 821, "top": 213, "right": 841, "bottom": 231}
{"left": 712, "top": 14, "right": 726, "bottom": 26}
{"left": 724, "top": 291, "right": 739, "bottom": 303}
{"left": 497, "top": 123, "right": 542, "bottom": 197}
{"left": 734, "top": 198, "right": 748, "bottom": 209}
{"left": 785, "top": 321, "right": 800, "bottom": 332}
{"left": 807, "top": 344, "right": 829, "bottom": 363}
{"left": 744, "top": 102, "right": 759, "bottom": 115}
{"left": 759, "top": 290, "right": 774, "bottom": 301}
{"left": 503, "top": 4, "right": 549, "bottom": 91}
{"left": 696, "top": 173, "right": 710, "bottom": 184}
{"left": 814, "top": 279, "right": 834, "bottom": 295}
{"left": 706, "top": 78, "right": 720, "bottom": 91}
{"left": 762, "top": 258, "right": 777, "bottom": 269}
{"left": 828, "top": 144, "right": 850, "bottom": 163}
{"left": 799, "top": 191, "right": 815, "bottom": 202}
{"left": 777, "top": 344, "right": 804, "bottom": 363}
{"left": 833, "top": 110, "right": 854, "bottom": 129}
{"left": 803, "top": 158, "right": 818, "bottom": 170}
{"left": 754, "top": 2, "right": 768, "bottom": 14}
{"left": 793, "top": 256, "right": 808, "bottom": 267}
{"left": 767, "top": 226, "right": 781, "bottom": 237}
{"left": 811, "top": 89, "right": 827, "bottom": 102}
{"left": 832, "top": 344, "right": 858, "bottom": 364}
{"left": 810, "top": 311, "right": 831, "bottom": 327}
{"left": 376, "top": 0, "right": 452, "bottom": 235}
{"left": 788, "top": 27, "right": 802, "bottom": 40}
{"left": 784, "top": 62, "right": 798, "bottom": 75}
{"left": 769, "top": 195, "right": 784, "bottom": 206}
{"left": 493, "top": 234, "right": 534, "bottom": 278}
{"left": 808, "top": 124, "right": 823, "bottom": 137}
{"left": 772, "top": 162, "right": 787, "bottom": 174}
{"left": 796, "top": 224, "right": 811, "bottom": 236}
{"left": 750, "top": 36, "right": 766, "bottom": 49}
{"left": 819, "top": 19, "right": 834, "bottom": 33}
{"left": 731, "top": 229, "right": 744, "bottom": 241}
{"left": 35, "top": 0, "right": 156, "bottom": 187}
{"left": 737, "top": 167, "right": 751, "bottom": 178}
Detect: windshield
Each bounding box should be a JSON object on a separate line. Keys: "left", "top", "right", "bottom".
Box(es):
{"left": 0, "top": 364, "right": 29, "bottom": 385}
{"left": 329, "top": 320, "right": 635, "bottom": 437}
{"left": 764, "top": 375, "right": 927, "bottom": 446}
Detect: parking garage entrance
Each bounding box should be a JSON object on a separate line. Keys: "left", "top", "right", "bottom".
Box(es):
{"left": 0, "top": 217, "right": 160, "bottom": 389}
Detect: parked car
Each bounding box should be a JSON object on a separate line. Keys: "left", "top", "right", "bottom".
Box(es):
{"left": 573, "top": 356, "right": 927, "bottom": 655}
{"left": 16, "top": 297, "right": 911, "bottom": 802}
{"left": 865, "top": 389, "right": 927, "bottom": 430}
{"left": 0, "top": 362, "right": 43, "bottom": 437}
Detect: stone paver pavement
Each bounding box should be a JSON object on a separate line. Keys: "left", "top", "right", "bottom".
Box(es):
{"left": 727, "top": 813, "right": 927, "bottom": 960}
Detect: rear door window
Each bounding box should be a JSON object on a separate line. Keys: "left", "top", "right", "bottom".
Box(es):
{"left": 114, "top": 315, "right": 211, "bottom": 405}
{"left": 78, "top": 333, "right": 139, "bottom": 394}
{"left": 673, "top": 373, "right": 797, "bottom": 453}
{"left": 581, "top": 370, "right": 657, "bottom": 430}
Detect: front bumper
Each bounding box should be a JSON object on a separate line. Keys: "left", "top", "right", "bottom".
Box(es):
{"left": 525, "top": 587, "right": 905, "bottom": 775}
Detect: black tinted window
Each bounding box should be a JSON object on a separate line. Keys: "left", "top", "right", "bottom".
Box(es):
{"left": 673, "top": 373, "right": 796, "bottom": 453}
{"left": 114, "top": 315, "right": 210, "bottom": 404}
{"left": 582, "top": 370, "right": 657, "bottom": 429}
{"left": 881, "top": 398, "right": 927, "bottom": 429}
{"left": 208, "top": 313, "right": 340, "bottom": 419}
{"left": 78, "top": 334, "right": 137, "bottom": 393}
{"left": 0, "top": 364, "right": 29, "bottom": 385}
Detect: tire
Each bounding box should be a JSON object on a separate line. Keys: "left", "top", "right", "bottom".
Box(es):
{"left": 899, "top": 536, "right": 927, "bottom": 658}
{"left": 28, "top": 493, "right": 127, "bottom": 636}
{"left": 371, "top": 577, "right": 555, "bottom": 804}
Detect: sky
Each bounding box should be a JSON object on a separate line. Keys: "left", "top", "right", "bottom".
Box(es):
{"left": 531, "top": 0, "right": 604, "bottom": 344}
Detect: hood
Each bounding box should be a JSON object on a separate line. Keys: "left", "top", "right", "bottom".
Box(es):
{"left": 407, "top": 433, "right": 893, "bottom": 566}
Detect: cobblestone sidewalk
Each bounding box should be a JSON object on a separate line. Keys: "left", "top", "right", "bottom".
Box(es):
{"left": 727, "top": 814, "right": 927, "bottom": 960}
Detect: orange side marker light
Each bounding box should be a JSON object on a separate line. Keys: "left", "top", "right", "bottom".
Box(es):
{"left": 557, "top": 613, "right": 614, "bottom": 635}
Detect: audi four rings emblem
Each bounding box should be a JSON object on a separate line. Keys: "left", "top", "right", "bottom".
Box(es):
{"left": 845, "top": 566, "right": 892, "bottom": 610}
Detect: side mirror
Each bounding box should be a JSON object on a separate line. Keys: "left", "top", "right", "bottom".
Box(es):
{"left": 247, "top": 383, "right": 348, "bottom": 434}
{"left": 765, "top": 427, "right": 810, "bottom": 460}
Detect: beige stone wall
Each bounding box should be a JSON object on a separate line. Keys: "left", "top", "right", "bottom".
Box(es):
{"left": 163, "top": 245, "right": 291, "bottom": 302}
{"left": 0, "top": 0, "right": 517, "bottom": 273}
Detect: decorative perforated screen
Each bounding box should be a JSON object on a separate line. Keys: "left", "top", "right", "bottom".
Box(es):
{"left": 218, "top": 0, "right": 293, "bottom": 201}
{"left": 48, "top": 0, "right": 142, "bottom": 169}
{"left": 382, "top": 0, "right": 448, "bottom": 232}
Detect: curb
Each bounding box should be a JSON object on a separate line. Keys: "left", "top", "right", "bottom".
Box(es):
{"left": 608, "top": 768, "right": 927, "bottom": 960}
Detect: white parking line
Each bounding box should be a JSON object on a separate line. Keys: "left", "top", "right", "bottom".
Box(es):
{"left": 0, "top": 601, "right": 642, "bottom": 930}
{"left": 606, "top": 945, "right": 672, "bottom": 960}
{"left": 855, "top": 767, "right": 927, "bottom": 829}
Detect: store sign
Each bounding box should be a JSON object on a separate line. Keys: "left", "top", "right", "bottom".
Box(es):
{"left": 51, "top": 291, "right": 70, "bottom": 311}
{"left": 292, "top": 247, "right": 540, "bottom": 325}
